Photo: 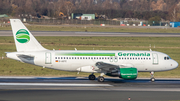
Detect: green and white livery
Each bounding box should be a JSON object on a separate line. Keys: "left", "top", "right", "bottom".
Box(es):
{"left": 6, "top": 19, "right": 178, "bottom": 82}
{"left": 16, "top": 29, "right": 30, "bottom": 43}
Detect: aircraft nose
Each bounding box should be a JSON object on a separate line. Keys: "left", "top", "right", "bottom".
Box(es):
{"left": 172, "top": 60, "right": 179, "bottom": 69}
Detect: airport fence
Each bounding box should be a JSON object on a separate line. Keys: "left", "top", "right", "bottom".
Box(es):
{"left": 22, "top": 18, "right": 169, "bottom": 26}
{"left": 0, "top": 18, "right": 170, "bottom": 27}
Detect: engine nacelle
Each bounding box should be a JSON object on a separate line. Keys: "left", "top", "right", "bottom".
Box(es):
{"left": 106, "top": 67, "right": 138, "bottom": 80}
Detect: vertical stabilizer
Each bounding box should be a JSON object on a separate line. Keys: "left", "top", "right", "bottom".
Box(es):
{"left": 10, "top": 19, "right": 47, "bottom": 52}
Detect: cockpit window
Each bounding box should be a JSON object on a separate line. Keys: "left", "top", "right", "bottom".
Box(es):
{"left": 164, "top": 56, "right": 171, "bottom": 60}
{"left": 164, "top": 57, "right": 166, "bottom": 60}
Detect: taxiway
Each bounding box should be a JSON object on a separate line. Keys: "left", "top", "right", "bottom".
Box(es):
{"left": 0, "top": 30, "right": 180, "bottom": 37}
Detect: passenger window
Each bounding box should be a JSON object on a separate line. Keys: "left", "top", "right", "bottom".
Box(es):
{"left": 119, "top": 57, "right": 121, "bottom": 59}
{"left": 127, "top": 57, "right": 129, "bottom": 59}
{"left": 64, "top": 57, "right": 65, "bottom": 59}
{"left": 94, "top": 57, "right": 96, "bottom": 59}
{"left": 99, "top": 57, "right": 101, "bottom": 59}
{"left": 55, "top": 57, "right": 57, "bottom": 59}
{"left": 102, "top": 57, "right": 104, "bottom": 59}
{"left": 61, "top": 57, "right": 63, "bottom": 59}
{"left": 91, "top": 57, "right": 93, "bottom": 59}
{"left": 72, "top": 57, "right": 74, "bottom": 59}
{"left": 67, "top": 57, "right": 68, "bottom": 59}
{"left": 69, "top": 57, "right": 71, "bottom": 59}
{"left": 149, "top": 58, "right": 151, "bottom": 60}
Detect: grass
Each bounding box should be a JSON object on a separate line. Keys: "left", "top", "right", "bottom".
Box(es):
{"left": 1, "top": 24, "right": 180, "bottom": 33}
{"left": 0, "top": 36, "right": 180, "bottom": 78}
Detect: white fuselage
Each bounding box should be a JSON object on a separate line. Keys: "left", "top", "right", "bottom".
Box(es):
{"left": 7, "top": 50, "right": 179, "bottom": 73}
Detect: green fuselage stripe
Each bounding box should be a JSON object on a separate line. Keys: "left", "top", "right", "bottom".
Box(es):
{"left": 55, "top": 53, "right": 115, "bottom": 56}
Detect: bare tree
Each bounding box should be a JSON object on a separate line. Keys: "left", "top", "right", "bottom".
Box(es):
{"left": 63, "top": 1, "right": 74, "bottom": 16}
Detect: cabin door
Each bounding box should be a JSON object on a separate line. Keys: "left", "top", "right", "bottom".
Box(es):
{"left": 152, "top": 53, "right": 158, "bottom": 65}
{"left": 45, "top": 52, "right": 51, "bottom": 64}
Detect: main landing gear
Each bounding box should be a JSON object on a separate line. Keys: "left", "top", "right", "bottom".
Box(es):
{"left": 88, "top": 73, "right": 105, "bottom": 82}
{"left": 97, "top": 76, "right": 104, "bottom": 82}
{"left": 88, "top": 73, "right": 96, "bottom": 80}
{"left": 150, "top": 71, "right": 155, "bottom": 82}
{"left": 97, "top": 73, "right": 105, "bottom": 82}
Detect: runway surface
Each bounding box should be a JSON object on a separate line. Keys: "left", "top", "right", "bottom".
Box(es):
{"left": 0, "top": 30, "right": 180, "bottom": 37}
{"left": 0, "top": 76, "right": 180, "bottom": 101}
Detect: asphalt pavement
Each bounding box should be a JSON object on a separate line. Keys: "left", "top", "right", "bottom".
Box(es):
{"left": 0, "top": 76, "right": 180, "bottom": 101}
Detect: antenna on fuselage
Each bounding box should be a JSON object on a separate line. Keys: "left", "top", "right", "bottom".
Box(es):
{"left": 75, "top": 48, "right": 77, "bottom": 51}
{"left": 149, "top": 44, "right": 152, "bottom": 51}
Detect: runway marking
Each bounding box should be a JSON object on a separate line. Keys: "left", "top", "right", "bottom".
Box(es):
{"left": 0, "top": 83, "right": 112, "bottom": 87}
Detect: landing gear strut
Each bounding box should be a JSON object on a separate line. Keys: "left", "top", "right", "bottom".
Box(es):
{"left": 88, "top": 73, "right": 96, "bottom": 80}
{"left": 150, "top": 71, "right": 155, "bottom": 82}
{"left": 97, "top": 73, "right": 105, "bottom": 82}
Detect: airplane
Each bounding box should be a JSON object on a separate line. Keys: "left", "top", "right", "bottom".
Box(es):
{"left": 6, "top": 19, "right": 179, "bottom": 82}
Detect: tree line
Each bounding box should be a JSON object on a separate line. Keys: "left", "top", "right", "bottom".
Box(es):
{"left": 1, "top": 0, "right": 180, "bottom": 21}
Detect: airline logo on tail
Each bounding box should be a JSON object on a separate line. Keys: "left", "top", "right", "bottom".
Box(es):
{"left": 16, "top": 29, "right": 30, "bottom": 43}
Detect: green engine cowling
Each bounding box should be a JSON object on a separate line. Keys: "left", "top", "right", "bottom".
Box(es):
{"left": 106, "top": 67, "right": 138, "bottom": 80}
{"left": 119, "top": 68, "right": 138, "bottom": 80}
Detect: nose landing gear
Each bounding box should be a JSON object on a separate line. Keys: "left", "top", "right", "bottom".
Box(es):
{"left": 150, "top": 71, "right": 155, "bottom": 82}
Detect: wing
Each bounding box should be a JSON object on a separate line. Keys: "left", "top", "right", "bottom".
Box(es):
{"left": 95, "top": 62, "right": 134, "bottom": 72}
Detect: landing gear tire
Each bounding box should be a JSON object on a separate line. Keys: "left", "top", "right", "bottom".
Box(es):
{"left": 151, "top": 77, "right": 155, "bottom": 82}
{"left": 150, "top": 71, "right": 155, "bottom": 82}
{"left": 89, "top": 74, "right": 96, "bottom": 80}
{"left": 97, "top": 76, "right": 104, "bottom": 82}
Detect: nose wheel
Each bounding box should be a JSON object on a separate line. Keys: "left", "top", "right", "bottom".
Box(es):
{"left": 88, "top": 74, "right": 96, "bottom": 80}
{"left": 150, "top": 71, "right": 155, "bottom": 82}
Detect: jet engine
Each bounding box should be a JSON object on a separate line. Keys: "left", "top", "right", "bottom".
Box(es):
{"left": 106, "top": 67, "right": 138, "bottom": 80}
